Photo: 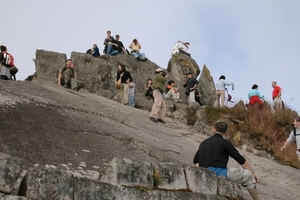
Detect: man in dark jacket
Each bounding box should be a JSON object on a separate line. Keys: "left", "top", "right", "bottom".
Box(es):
{"left": 183, "top": 71, "right": 198, "bottom": 104}
{"left": 193, "top": 122, "right": 260, "bottom": 200}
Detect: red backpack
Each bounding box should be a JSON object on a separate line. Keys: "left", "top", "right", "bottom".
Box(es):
{"left": 1, "top": 52, "right": 14, "bottom": 67}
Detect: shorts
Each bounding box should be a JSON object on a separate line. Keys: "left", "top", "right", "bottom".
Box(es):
{"left": 227, "top": 168, "right": 256, "bottom": 189}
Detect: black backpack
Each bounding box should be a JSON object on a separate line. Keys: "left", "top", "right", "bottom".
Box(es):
{"left": 293, "top": 128, "right": 300, "bottom": 137}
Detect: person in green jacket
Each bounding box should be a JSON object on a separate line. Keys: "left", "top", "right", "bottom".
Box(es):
{"left": 149, "top": 68, "right": 168, "bottom": 123}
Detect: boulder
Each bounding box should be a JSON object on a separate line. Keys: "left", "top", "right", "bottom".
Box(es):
{"left": 198, "top": 65, "right": 216, "bottom": 106}
{"left": 99, "top": 157, "right": 154, "bottom": 189}
{"left": 185, "top": 167, "right": 218, "bottom": 195}
{"left": 18, "top": 167, "right": 73, "bottom": 200}
{"left": 153, "top": 162, "right": 187, "bottom": 190}
{"left": 0, "top": 153, "right": 23, "bottom": 194}
{"left": 217, "top": 176, "right": 244, "bottom": 199}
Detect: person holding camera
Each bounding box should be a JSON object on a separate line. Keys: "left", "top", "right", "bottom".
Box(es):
{"left": 149, "top": 68, "right": 168, "bottom": 123}
{"left": 129, "top": 38, "right": 147, "bottom": 61}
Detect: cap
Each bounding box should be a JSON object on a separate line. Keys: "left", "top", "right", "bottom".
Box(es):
{"left": 156, "top": 68, "right": 164, "bottom": 72}
{"left": 186, "top": 71, "right": 193, "bottom": 75}
{"left": 115, "top": 34, "right": 119, "bottom": 37}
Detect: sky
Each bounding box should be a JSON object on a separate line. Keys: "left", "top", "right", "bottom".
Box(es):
{"left": 1, "top": 0, "right": 300, "bottom": 112}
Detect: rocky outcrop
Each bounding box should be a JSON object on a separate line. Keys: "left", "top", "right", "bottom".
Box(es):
{"left": 2, "top": 155, "right": 243, "bottom": 200}
{"left": 198, "top": 64, "right": 216, "bottom": 106}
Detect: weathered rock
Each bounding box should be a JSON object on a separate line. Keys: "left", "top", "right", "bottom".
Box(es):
{"left": 171, "top": 107, "right": 188, "bottom": 125}
{"left": 198, "top": 64, "right": 216, "bottom": 106}
{"left": 193, "top": 120, "right": 213, "bottom": 136}
{"left": 35, "top": 49, "right": 67, "bottom": 79}
{"left": 5, "top": 195, "right": 28, "bottom": 200}
{"left": 149, "top": 190, "right": 227, "bottom": 200}
{"left": 0, "top": 193, "right": 5, "bottom": 200}
{"left": 99, "top": 157, "right": 154, "bottom": 189}
{"left": 168, "top": 53, "right": 200, "bottom": 78}
{"left": 185, "top": 167, "right": 218, "bottom": 195}
{"left": 217, "top": 176, "right": 244, "bottom": 200}
{"left": 153, "top": 162, "right": 187, "bottom": 190}
{"left": 19, "top": 167, "right": 73, "bottom": 200}
{"left": 232, "top": 100, "right": 246, "bottom": 111}
{"left": 0, "top": 153, "right": 23, "bottom": 194}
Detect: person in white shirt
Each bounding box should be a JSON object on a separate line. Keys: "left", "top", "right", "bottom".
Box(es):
{"left": 213, "top": 75, "right": 234, "bottom": 108}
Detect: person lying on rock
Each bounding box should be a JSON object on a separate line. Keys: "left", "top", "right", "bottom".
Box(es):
{"left": 193, "top": 122, "right": 260, "bottom": 200}
{"left": 57, "top": 59, "right": 85, "bottom": 91}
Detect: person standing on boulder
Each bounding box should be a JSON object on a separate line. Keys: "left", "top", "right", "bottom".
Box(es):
{"left": 193, "top": 122, "right": 260, "bottom": 200}
{"left": 271, "top": 81, "right": 283, "bottom": 111}
{"left": 116, "top": 64, "right": 133, "bottom": 105}
{"left": 280, "top": 117, "right": 300, "bottom": 163}
{"left": 213, "top": 75, "right": 234, "bottom": 108}
{"left": 149, "top": 68, "right": 168, "bottom": 123}
{"left": 183, "top": 71, "right": 198, "bottom": 104}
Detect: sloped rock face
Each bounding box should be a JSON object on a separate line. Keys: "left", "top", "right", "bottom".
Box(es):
{"left": 198, "top": 64, "right": 216, "bottom": 106}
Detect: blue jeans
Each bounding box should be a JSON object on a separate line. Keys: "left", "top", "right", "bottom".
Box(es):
{"left": 128, "top": 95, "right": 135, "bottom": 107}
{"left": 107, "top": 44, "right": 119, "bottom": 55}
{"left": 131, "top": 52, "right": 145, "bottom": 59}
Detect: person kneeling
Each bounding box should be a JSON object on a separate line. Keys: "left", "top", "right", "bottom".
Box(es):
{"left": 164, "top": 80, "right": 182, "bottom": 103}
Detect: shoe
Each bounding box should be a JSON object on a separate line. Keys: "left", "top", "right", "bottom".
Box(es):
{"left": 76, "top": 82, "right": 86, "bottom": 91}
{"left": 157, "top": 119, "right": 166, "bottom": 124}
{"left": 146, "top": 96, "right": 150, "bottom": 100}
{"left": 149, "top": 117, "right": 158, "bottom": 123}
{"left": 136, "top": 57, "right": 140, "bottom": 61}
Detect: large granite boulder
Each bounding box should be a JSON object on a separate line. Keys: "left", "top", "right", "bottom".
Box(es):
{"left": 198, "top": 64, "right": 216, "bottom": 106}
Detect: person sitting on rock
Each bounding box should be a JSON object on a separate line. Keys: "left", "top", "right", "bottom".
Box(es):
{"left": 57, "top": 59, "right": 85, "bottom": 91}
{"left": 129, "top": 38, "right": 147, "bottom": 61}
{"left": 103, "top": 30, "right": 114, "bottom": 54}
{"left": 0, "top": 45, "right": 12, "bottom": 80}
{"left": 10, "top": 65, "right": 18, "bottom": 81}
{"left": 164, "top": 80, "right": 182, "bottom": 103}
{"left": 145, "top": 78, "right": 153, "bottom": 100}
{"left": 114, "top": 34, "right": 128, "bottom": 55}
{"left": 248, "top": 84, "right": 264, "bottom": 110}
{"left": 106, "top": 37, "right": 119, "bottom": 56}
{"left": 178, "top": 40, "right": 191, "bottom": 57}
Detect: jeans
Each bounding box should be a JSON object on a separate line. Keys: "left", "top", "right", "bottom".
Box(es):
{"left": 128, "top": 95, "right": 135, "bottom": 108}
{"left": 107, "top": 44, "right": 119, "bottom": 55}
{"left": 131, "top": 52, "right": 145, "bottom": 59}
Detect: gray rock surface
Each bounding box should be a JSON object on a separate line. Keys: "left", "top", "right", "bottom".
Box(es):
{"left": 198, "top": 64, "right": 216, "bottom": 106}
{"left": 0, "top": 153, "right": 23, "bottom": 194}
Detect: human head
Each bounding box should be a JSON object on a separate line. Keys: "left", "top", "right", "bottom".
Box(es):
{"left": 252, "top": 84, "right": 258, "bottom": 89}
{"left": 133, "top": 38, "right": 138, "bottom": 43}
{"left": 107, "top": 30, "right": 111, "bottom": 35}
{"left": 66, "top": 59, "right": 72, "bottom": 68}
{"left": 293, "top": 117, "right": 300, "bottom": 129}
{"left": 219, "top": 75, "right": 226, "bottom": 80}
{"left": 0, "top": 45, "right": 7, "bottom": 52}
{"left": 156, "top": 68, "right": 164, "bottom": 74}
{"left": 272, "top": 81, "right": 277, "bottom": 88}
{"left": 118, "top": 64, "right": 126, "bottom": 72}
{"left": 214, "top": 122, "right": 228, "bottom": 134}
{"left": 186, "top": 71, "right": 193, "bottom": 78}
{"left": 115, "top": 34, "right": 120, "bottom": 41}
{"left": 146, "top": 78, "right": 152, "bottom": 84}
{"left": 93, "top": 44, "right": 97, "bottom": 47}
{"left": 168, "top": 80, "right": 175, "bottom": 86}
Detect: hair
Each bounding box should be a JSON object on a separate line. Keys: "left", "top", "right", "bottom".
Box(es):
{"left": 133, "top": 39, "right": 137, "bottom": 42}
{"left": 168, "top": 80, "right": 175, "bottom": 85}
{"left": 93, "top": 44, "right": 97, "bottom": 47}
{"left": 107, "top": 30, "right": 111, "bottom": 34}
{"left": 66, "top": 59, "right": 72, "bottom": 62}
{"left": 296, "top": 117, "right": 300, "bottom": 122}
{"left": 0, "top": 45, "right": 7, "bottom": 52}
{"left": 252, "top": 84, "right": 258, "bottom": 89}
{"left": 145, "top": 78, "right": 152, "bottom": 87}
{"left": 272, "top": 81, "right": 277, "bottom": 85}
{"left": 215, "top": 122, "right": 228, "bottom": 134}
{"left": 118, "top": 64, "right": 126, "bottom": 72}
{"left": 219, "top": 75, "right": 226, "bottom": 80}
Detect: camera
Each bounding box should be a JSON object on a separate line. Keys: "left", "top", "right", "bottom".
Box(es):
{"left": 162, "top": 71, "right": 166, "bottom": 77}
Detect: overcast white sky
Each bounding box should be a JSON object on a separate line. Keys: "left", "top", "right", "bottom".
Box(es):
{"left": 2, "top": 0, "right": 300, "bottom": 112}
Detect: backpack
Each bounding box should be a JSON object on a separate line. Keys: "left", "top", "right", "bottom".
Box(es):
{"left": 1, "top": 53, "right": 14, "bottom": 67}
{"left": 293, "top": 128, "right": 300, "bottom": 137}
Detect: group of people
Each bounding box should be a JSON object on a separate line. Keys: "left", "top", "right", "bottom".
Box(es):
{"left": 87, "top": 30, "right": 147, "bottom": 61}
{"left": 0, "top": 45, "right": 19, "bottom": 81}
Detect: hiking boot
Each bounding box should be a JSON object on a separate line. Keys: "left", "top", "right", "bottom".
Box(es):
{"left": 76, "top": 82, "right": 86, "bottom": 91}
{"left": 157, "top": 119, "right": 166, "bottom": 124}
{"left": 149, "top": 117, "right": 158, "bottom": 123}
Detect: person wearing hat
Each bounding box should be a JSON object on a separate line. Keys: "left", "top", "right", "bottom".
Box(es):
{"left": 183, "top": 71, "right": 198, "bottom": 104}
{"left": 248, "top": 84, "right": 264, "bottom": 110}
{"left": 149, "top": 68, "right": 168, "bottom": 123}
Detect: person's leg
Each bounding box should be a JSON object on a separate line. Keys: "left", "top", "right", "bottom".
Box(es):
{"left": 70, "top": 78, "right": 78, "bottom": 90}
{"left": 188, "top": 90, "right": 196, "bottom": 103}
{"left": 128, "top": 95, "right": 135, "bottom": 107}
{"left": 164, "top": 90, "right": 172, "bottom": 100}
{"left": 274, "top": 97, "right": 283, "bottom": 111}
{"left": 220, "top": 90, "right": 225, "bottom": 107}
{"left": 120, "top": 84, "right": 125, "bottom": 104}
{"left": 131, "top": 52, "right": 138, "bottom": 59}
{"left": 106, "top": 44, "right": 113, "bottom": 55}
{"left": 63, "top": 69, "right": 72, "bottom": 88}
{"left": 150, "top": 90, "right": 162, "bottom": 119}
{"left": 214, "top": 91, "right": 221, "bottom": 107}
{"left": 157, "top": 93, "right": 166, "bottom": 120}
{"left": 123, "top": 83, "right": 129, "bottom": 105}
{"left": 228, "top": 168, "right": 259, "bottom": 200}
